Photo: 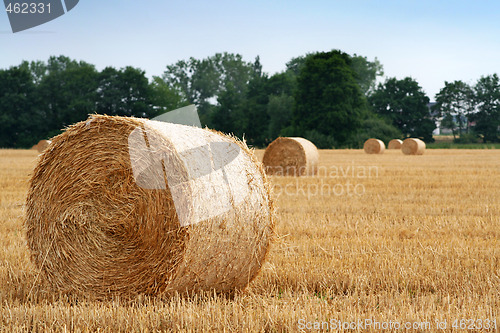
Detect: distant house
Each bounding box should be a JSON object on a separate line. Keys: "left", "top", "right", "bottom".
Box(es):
{"left": 427, "top": 102, "right": 442, "bottom": 135}
{"left": 428, "top": 102, "right": 471, "bottom": 135}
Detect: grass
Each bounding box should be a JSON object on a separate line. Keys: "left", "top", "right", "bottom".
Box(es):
{"left": 427, "top": 142, "right": 500, "bottom": 149}
{"left": 1, "top": 149, "right": 499, "bottom": 332}
{"left": 430, "top": 134, "right": 500, "bottom": 149}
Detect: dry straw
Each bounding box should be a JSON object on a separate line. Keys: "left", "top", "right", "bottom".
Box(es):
{"left": 363, "top": 138, "right": 385, "bottom": 154}
{"left": 31, "top": 140, "right": 52, "bottom": 153}
{"left": 25, "top": 115, "right": 274, "bottom": 298}
{"left": 262, "top": 137, "right": 318, "bottom": 176}
{"left": 388, "top": 139, "right": 403, "bottom": 149}
{"left": 402, "top": 138, "right": 426, "bottom": 155}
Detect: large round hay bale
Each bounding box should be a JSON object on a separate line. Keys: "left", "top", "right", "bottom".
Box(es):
{"left": 388, "top": 139, "right": 403, "bottom": 149}
{"left": 363, "top": 138, "right": 385, "bottom": 154}
{"left": 25, "top": 115, "right": 273, "bottom": 298}
{"left": 32, "top": 140, "right": 51, "bottom": 153}
{"left": 262, "top": 137, "right": 318, "bottom": 176}
{"left": 402, "top": 138, "right": 426, "bottom": 155}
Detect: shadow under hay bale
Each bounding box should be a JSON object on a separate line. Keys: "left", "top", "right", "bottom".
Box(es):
{"left": 262, "top": 137, "right": 318, "bottom": 176}
{"left": 25, "top": 115, "right": 274, "bottom": 298}
{"left": 388, "top": 139, "right": 403, "bottom": 149}
{"left": 363, "top": 138, "right": 385, "bottom": 154}
{"left": 402, "top": 138, "right": 426, "bottom": 155}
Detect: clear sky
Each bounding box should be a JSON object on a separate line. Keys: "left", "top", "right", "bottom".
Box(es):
{"left": 1, "top": 0, "right": 500, "bottom": 100}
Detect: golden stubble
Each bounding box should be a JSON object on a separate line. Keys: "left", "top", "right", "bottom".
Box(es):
{"left": 0, "top": 148, "right": 498, "bottom": 332}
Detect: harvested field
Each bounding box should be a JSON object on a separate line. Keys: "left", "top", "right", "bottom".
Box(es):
{"left": 0, "top": 148, "right": 498, "bottom": 331}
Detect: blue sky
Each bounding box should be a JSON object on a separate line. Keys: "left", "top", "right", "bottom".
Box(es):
{"left": 1, "top": 0, "right": 500, "bottom": 100}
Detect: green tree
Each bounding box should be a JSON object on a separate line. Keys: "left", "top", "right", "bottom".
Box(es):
{"left": 267, "top": 94, "right": 294, "bottom": 139}
{"left": 285, "top": 53, "right": 383, "bottom": 96}
{"left": 267, "top": 70, "right": 297, "bottom": 97}
{"left": 96, "top": 66, "right": 153, "bottom": 118}
{"left": 19, "top": 60, "right": 47, "bottom": 84}
{"left": 471, "top": 74, "right": 500, "bottom": 142}
{"left": 292, "top": 50, "right": 368, "bottom": 147}
{"left": 351, "top": 114, "right": 402, "bottom": 148}
{"left": 238, "top": 74, "right": 271, "bottom": 146}
{"left": 0, "top": 66, "right": 48, "bottom": 147}
{"left": 37, "top": 56, "right": 99, "bottom": 137}
{"left": 440, "top": 113, "right": 458, "bottom": 139}
{"left": 211, "top": 57, "right": 270, "bottom": 145}
{"left": 350, "top": 54, "right": 384, "bottom": 96}
{"left": 370, "top": 77, "right": 435, "bottom": 142}
{"left": 434, "top": 80, "right": 474, "bottom": 136}
{"left": 285, "top": 54, "right": 312, "bottom": 76}
{"left": 149, "top": 76, "right": 188, "bottom": 115}
{"left": 161, "top": 53, "right": 255, "bottom": 127}
{"left": 211, "top": 82, "right": 241, "bottom": 135}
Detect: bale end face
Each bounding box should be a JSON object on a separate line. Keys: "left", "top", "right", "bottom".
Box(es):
{"left": 363, "top": 139, "right": 385, "bottom": 154}
{"left": 401, "top": 138, "right": 426, "bottom": 155}
{"left": 262, "top": 137, "right": 318, "bottom": 176}
{"left": 388, "top": 139, "right": 403, "bottom": 149}
{"left": 32, "top": 140, "right": 52, "bottom": 153}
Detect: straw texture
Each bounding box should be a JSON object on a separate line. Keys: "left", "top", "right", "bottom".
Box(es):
{"left": 388, "top": 139, "right": 403, "bottom": 149}
{"left": 402, "top": 138, "right": 426, "bottom": 155}
{"left": 25, "top": 115, "right": 273, "bottom": 298}
{"left": 363, "top": 138, "right": 385, "bottom": 154}
{"left": 262, "top": 137, "right": 318, "bottom": 176}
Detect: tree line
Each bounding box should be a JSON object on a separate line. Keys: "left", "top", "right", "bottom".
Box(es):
{"left": 433, "top": 77, "right": 500, "bottom": 142}
{"left": 1, "top": 51, "right": 499, "bottom": 149}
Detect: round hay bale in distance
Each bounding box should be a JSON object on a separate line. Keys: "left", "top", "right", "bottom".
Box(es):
{"left": 25, "top": 115, "right": 273, "bottom": 298}
{"left": 363, "top": 138, "right": 385, "bottom": 154}
{"left": 262, "top": 137, "right": 318, "bottom": 176}
{"left": 388, "top": 139, "right": 403, "bottom": 149}
{"left": 402, "top": 138, "right": 426, "bottom": 155}
{"left": 32, "top": 140, "right": 51, "bottom": 153}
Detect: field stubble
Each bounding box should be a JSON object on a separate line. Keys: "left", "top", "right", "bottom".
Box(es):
{"left": 0, "top": 149, "right": 498, "bottom": 332}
